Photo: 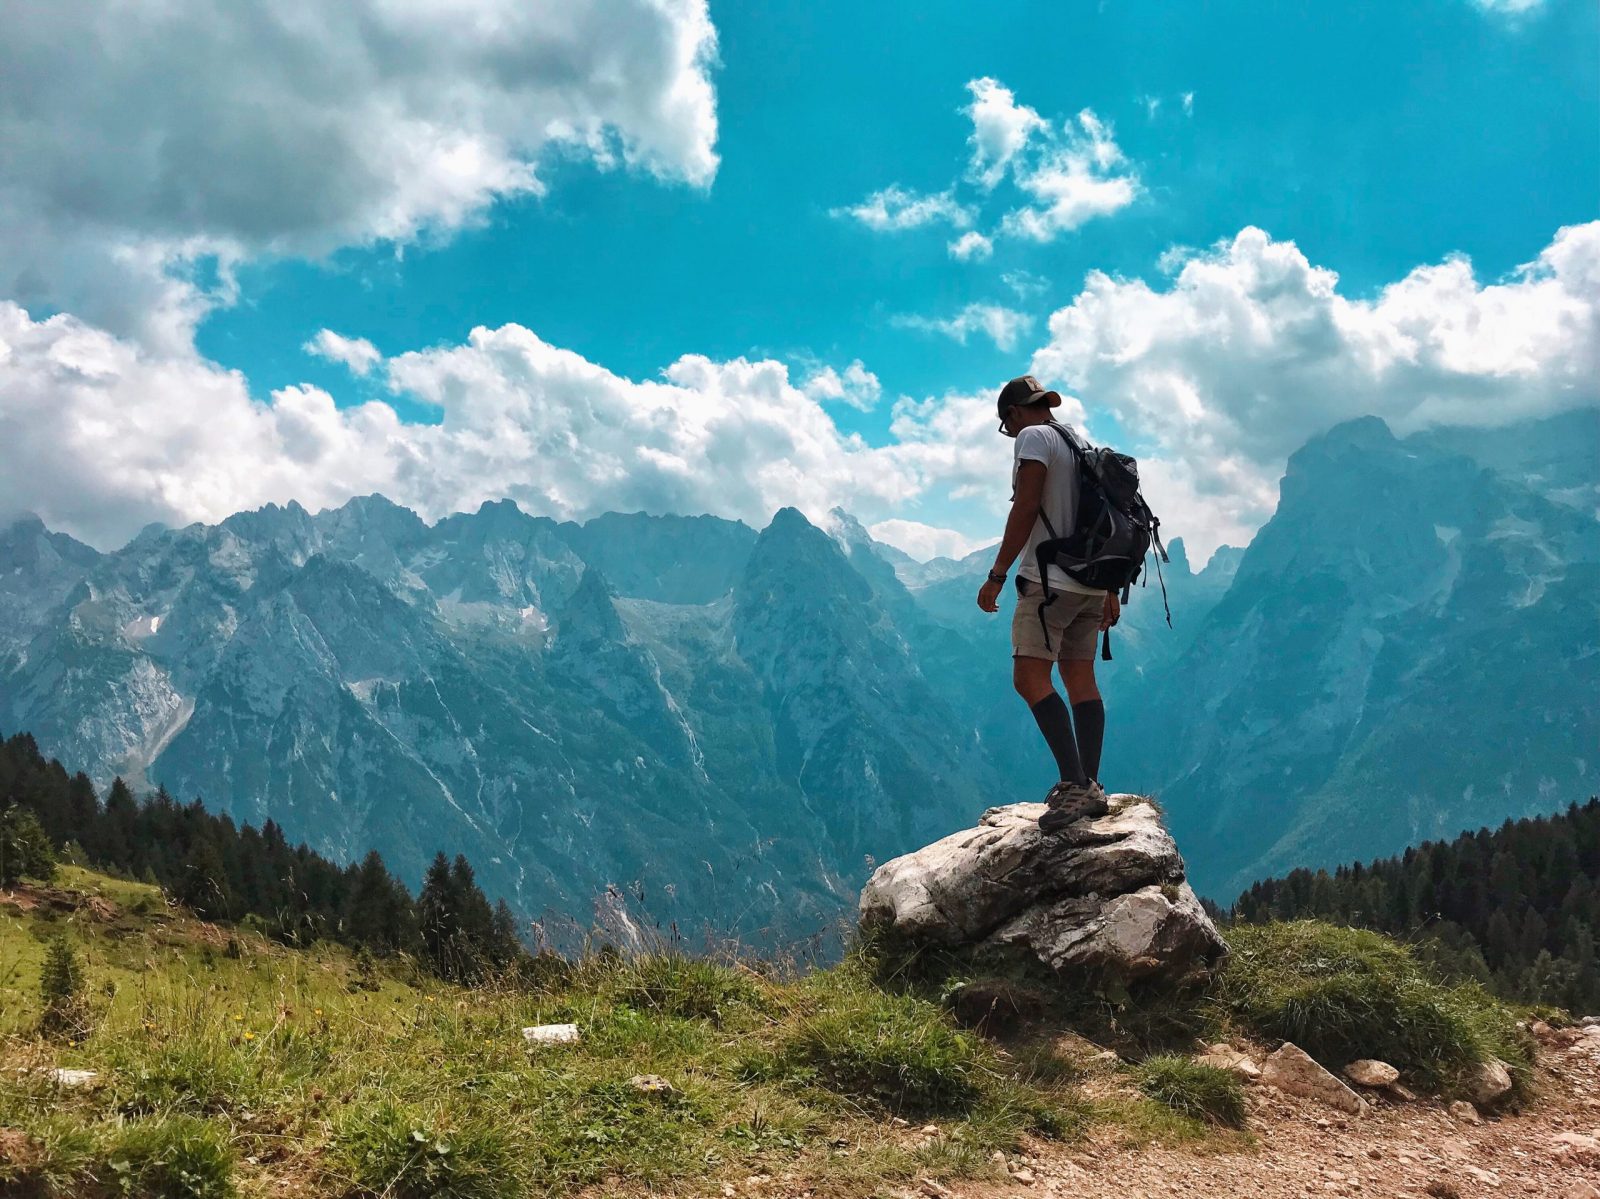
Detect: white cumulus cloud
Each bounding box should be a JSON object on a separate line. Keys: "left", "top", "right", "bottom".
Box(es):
{"left": 999, "top": 109, "right": 1139, "bottom": 242}
{"left": 0, "top": 0, "right": 721, "bottom": 353}
{"left": 868, "top": 519, "right": 987, "bottom": 562}
{"left": 964, "top": 78, "right": 1046, "bottom": 190}
{"left": 831, "top": 186, "right": 974, "bottom": 232}
{"left": 893, "top": 304, "right": 1034, "bottom": 352}
{"left": 1030, "top": 221, "right": 1600, "bottom": 562}
{"left": 948, "top": 232, "right": 995, "bottom": 261}
{"left": 304, "top": 330, "right": 382, "bottom": 377}
{"left": 0, "top": 304, "right": 1026, "bottom": 551}
{"left": 800, "top": 360, "right": 882, "bottom": 410}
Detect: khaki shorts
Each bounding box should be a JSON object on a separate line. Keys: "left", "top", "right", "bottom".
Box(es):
{"left": 1011, "top": 576, "right": 1105, "bottom": 662}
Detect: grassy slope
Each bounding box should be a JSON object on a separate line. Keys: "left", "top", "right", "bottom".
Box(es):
{"left": 0, "top": 868, "right": 1106, "bottom": 1198}
{"left": 0, "top": 869, "right": 1540, "bottom": 1199}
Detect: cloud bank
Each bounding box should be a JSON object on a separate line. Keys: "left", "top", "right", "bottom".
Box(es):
{"left": 1031, "top": 222, "right": 1600, "bottom": 558}
{"left": 0, "top": 0, "right": 720, "bottom": 353}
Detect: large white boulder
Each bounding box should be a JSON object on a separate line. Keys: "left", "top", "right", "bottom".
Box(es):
{"left": 858, "top": 795, "right": 1225, "bottom": 985}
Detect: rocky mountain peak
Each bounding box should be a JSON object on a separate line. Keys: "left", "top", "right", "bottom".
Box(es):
{"left": 553, "top": 566, "right": 627, "bottom": 648}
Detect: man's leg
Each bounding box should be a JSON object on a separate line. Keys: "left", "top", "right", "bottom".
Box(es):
{"left": 1014, "top": 656, "right": 1086, "bottom": 784}
{"left": 1060, "top": 659, "right": 1105, "bottom": 784}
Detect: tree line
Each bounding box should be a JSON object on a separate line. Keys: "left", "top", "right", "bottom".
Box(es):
{"left": 0, "top": 730, "right": 523, "bottom": 982}
{"left": 1232, "top": 798, "right": 1600, "bottom": 1013}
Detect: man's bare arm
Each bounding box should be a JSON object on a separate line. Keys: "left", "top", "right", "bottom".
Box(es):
{"left": 991, "top": 460, "right": 1046, "bottom": 577}
{"left": 977, "top": 460, "right": 1046, "bottom": 613}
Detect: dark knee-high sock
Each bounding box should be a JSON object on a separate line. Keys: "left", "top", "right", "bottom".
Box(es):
{"left": 1029, "top": 693, "right": 1085, "bottom": 783}
{"left": 1072, "top": 698, "right": 1105, "bottom": 783}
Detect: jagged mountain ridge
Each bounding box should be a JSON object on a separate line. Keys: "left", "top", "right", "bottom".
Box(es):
{"left": 2, "top": 410, "right": 1594, "bottom": 921}
{"left": 0, "top": 501, "right": 1007, "bottom": 939}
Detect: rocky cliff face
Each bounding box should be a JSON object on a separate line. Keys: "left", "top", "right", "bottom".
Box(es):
{"left": 859, "top": 794, "right": 1225, "bottom": 987}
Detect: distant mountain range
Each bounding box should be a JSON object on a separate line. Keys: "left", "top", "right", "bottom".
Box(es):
{"left": 2, "top": 408, "right": 1595, "bottom": 927}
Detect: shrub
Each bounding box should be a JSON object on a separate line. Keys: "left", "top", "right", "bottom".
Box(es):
{"left": 103, "top": 1116, "right": 234, "bottom": 1199}
{"left": 37, "top": 935, "right": 91, "bottom": 1042}
{"left": 335, "top": 1102, "right": 518, "bottom": 1199}
{"left": 0, "top": 806, "right": 56, "bottom": 887}
{"left": 1135, "top": 1054, "right": 1246, "bottom": 1126}
{"left": 1218, "top": 921, "right": 1532, "bottom": 1096}
{"left": 769, "top": 985, "right": 987, "bottom": 1115}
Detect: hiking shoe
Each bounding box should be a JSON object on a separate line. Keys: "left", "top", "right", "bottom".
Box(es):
{"left": 1038, "top": 780, "right": 1108, "bottom": 833}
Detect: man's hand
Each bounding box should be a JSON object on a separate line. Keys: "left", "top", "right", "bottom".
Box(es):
{"left": 1100, "top": 591, "right": 1121, "bottom": 630}
{"left": 977, "top": 577, "right": 1004, "bottom": 613}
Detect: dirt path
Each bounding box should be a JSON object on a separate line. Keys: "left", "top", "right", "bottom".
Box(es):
{"left": 949, "top": 1027, "right": 1600, "bottom": 1199}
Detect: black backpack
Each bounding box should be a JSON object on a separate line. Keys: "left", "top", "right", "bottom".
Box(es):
{"left": 1032, "top": 421, "right": 1171, "bottom": 660}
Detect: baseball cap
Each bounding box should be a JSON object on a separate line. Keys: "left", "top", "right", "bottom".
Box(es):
{"left": 996, "top": 375, "right": 1060, "bottom": 420}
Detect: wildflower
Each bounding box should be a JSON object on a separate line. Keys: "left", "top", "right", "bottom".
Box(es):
{"left": 243, "top": 1031, "right": 256, "bottom": 1041}
{"left": 232, "top": 1014, "right": 243, "bottom": 1023}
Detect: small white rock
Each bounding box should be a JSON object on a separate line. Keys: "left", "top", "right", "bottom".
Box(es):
{"left": 49, "top": 1068, "right": 98, "bottom": 1087}
{"left": 521, "top": 1022, "right": 580, "bottom": 1045}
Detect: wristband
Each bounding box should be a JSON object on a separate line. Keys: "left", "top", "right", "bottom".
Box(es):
{"left": 987, "top": 570, "right": 1007, "bottom": 585}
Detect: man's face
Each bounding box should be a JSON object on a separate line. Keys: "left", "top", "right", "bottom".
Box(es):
{"left": 999, "top": 401, "right": 1051, "bottom": 438}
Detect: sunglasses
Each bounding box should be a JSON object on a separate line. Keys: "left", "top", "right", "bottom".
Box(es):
{"left": 996, "top": 401, "right": 1047, "bottom": 437}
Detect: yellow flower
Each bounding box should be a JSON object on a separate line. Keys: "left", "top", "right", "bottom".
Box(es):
{"left": 243, "top": 1031, "right": 256, "bottom": 1041}
{"left": 314, "top": 1008, "right": 324, "bottom": 1016}
{"left": 232, "top": 1015, "right": 243, "bottom": 1023}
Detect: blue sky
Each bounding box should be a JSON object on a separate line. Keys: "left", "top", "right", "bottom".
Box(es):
{"left": 2, "top": 0, "right": 1596, "bottom": 560}
{"left": 202, "top": 0, "right": 1595, "bottom": 427}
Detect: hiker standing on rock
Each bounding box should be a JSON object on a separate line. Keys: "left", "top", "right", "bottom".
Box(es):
{"left": 977, "top": 375, "right": 1169, "bottom": 833}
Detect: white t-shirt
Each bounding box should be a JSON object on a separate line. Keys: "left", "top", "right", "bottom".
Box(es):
{"left": 1013, "top": 422, "right": 1104, "bottom": 595}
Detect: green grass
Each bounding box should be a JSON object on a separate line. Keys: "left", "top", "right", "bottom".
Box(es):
{"left": 1134, "top": 1055, "right": 1246, "bottom": 1127}
{"left": 0, "top": 870, "right": 1086, "bottom": 1198}
{"left": 0, "top": 871, "right": 1544, "bottom": 1197}
{"left": 1215, "top": 921, "right": 1534, "bottom": 1100}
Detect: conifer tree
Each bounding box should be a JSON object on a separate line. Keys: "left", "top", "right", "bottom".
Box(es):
{"left": 0, "top": 805, "right": 56, "bottom": 886}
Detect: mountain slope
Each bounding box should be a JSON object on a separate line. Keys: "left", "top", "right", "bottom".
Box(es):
{"left": 1133, "top": 415, "right": 1600, "bottom": 897}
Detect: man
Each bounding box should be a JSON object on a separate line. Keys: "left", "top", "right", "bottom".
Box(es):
{"left": 976, "top": 375, "right": 1118, "bottom": 832}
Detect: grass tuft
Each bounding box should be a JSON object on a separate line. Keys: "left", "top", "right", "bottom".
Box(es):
{"left": 609, "top": 953, "right": 767, "bottom": 1023}
{"left": 104, "top": 1116, "right": 235, "bottom": 1199}
{"left": 1134, "top": 1054, "right": 1246, "bottom": 1127}
{"left": 1216, "top": 921, "right": 1533, "bottom": 1098}
{"left": 768, "top": 978, "right": 987, "bottom": 1116}
{"left": 335, "top": 1102, "right": 518, "bottom": 1199}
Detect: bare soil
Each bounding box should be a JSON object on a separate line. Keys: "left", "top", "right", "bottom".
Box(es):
{"left": 951, "top": 1026, "right": 1600, "bottom": 1199}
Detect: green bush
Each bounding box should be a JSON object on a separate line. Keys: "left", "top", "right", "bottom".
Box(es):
{"left": 335, "top": 1102, "right": 518, "bottom": 1199}
{"left": 1218, "top": 922, "right": 1532, "bottom": 1096}
{"left": 1135, "top": 1054, "right": 1246, "bottom": 1126}
{"left": 102, "top": 1116, "right": 234, "bottom": 1199}
{"left": 770, "top": 986, "right": 988, "bottom": 1116}
{"left": 0, "top": 806, "right": 56, "bottom": 887}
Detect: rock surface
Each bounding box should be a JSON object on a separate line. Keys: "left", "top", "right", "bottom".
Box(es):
{"left": 1466, "top": 1057, "right": 1514, "bottom": 1107}
{"left": 1260, "top": 1043, "right": 1369, "bottom": 1116}
{"left": 1345, "top": 1059, "right": 1400, "bottom": 1089}
{"left": 858, "top": 795, "right": 1225, "bottom": 985}
{"left": 1198, "top": 1043, "right": 1261, "bottom": 1081}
